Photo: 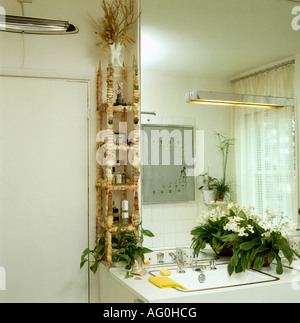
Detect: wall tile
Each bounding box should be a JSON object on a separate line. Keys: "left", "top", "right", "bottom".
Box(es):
{"left": 142, "top": 203, "right": 199, "bottom": 249}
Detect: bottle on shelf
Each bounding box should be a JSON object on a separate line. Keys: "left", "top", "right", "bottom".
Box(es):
{"left": 119, "top": 159, "right": 126, "bottom": 184}
{"left": 121, "top": 200, "right": 129, "bottom": 225}
{"left": 115, "top": 161, "right": 123, "bottom": 185}
{"left": 114, "top": 160, "right": 126, "bottom": 185}
{"left": 112, "top": 166, "right": 116, "bottom": 184}
{"left": 112, "top": 203, "right": 119, "bottom": 225}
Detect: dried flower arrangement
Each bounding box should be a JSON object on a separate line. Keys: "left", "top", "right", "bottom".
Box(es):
{"left": 93, "top": 0, "right": 140, "bottom": 51}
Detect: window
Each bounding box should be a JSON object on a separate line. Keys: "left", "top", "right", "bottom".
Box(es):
{"left": 234, "top": 106, "right": 296, "bottom": 222}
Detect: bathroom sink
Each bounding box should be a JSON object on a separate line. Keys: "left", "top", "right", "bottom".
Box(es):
{"left": 148, "top": 263, "right": 279, "bottom": 292}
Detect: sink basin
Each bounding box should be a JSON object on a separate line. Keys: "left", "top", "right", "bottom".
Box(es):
{"left": 148, "top": 263, "right": 279, "bottom": 292}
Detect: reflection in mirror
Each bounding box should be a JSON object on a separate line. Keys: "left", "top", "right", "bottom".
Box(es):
{"left": 140, "top": 0, "right": 300, "bottom": 250}
{"left": 142, "top": 124, "right": 196, "bottom": 204}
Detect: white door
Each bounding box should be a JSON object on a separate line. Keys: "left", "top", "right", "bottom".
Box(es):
{"left": 0, "top": 76, "right": 89, "bottom": 302}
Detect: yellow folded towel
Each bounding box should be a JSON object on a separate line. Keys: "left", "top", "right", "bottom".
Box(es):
{"left": 148, "top": 276, "right": 188, "bottom": 290}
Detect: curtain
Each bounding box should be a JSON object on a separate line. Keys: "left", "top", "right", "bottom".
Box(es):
{"left": 232, "top": 63, "right": 296, "bottom": 220}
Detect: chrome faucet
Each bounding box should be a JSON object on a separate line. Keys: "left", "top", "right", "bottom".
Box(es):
{"left": 169, "top": 252, "right": 177, "bottom": 262}
{"left": 169, "top": 252, "right": 185, "bottom": 273}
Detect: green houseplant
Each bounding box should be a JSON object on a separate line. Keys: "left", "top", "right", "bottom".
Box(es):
{"left": 191, "top": 204, "right": 300, "bottom": 275}
{"left": 210, "top": 178, "right": 230, "bottom": 202}
{"left": 191, "top": 206, "right": 234, "bottom": 257}
{"left": 80, "top": 224, "right": 154, "bottom": 277}
{"left": 199, "top": 171, "right": 216, "bottom": 191}
{"left": 215, "top": 133, "right": 235, "bottom": 183}
{"left": 222, "top": 206, "right": 300, "bottom": 275}
{"left": 198, "top": 171, "right": 217, "bottom": 203}
{"left": 213, "top": 133, "right": 235, "bottom": 201}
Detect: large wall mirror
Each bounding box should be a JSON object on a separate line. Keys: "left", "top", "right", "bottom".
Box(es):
{"left": 140, "top": 0, "right": 300, "bottom": 249}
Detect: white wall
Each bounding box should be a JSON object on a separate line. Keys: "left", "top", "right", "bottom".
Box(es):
{"left": 141, "top": 70, "right": 233, "bottom": 248}
{"left": 0, "top": 0, "right": 102, "bottom": 302}
{"left": 0, "top": 0, "right": 102, "bottom": 74}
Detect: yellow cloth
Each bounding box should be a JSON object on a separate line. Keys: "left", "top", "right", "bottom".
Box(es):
{"left": 148, "top": 276, "right": 188, "bottom": 290}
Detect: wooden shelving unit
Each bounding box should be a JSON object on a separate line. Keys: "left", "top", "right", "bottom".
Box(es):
{"left": 96, "top": 57, "right": 140, "bottom": 268}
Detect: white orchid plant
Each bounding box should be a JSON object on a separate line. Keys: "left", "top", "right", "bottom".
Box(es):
{"left": 191, "top": 204, "right": 300, "bottom": 275}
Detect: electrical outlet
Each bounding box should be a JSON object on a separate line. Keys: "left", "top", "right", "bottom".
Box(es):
{"left": 17, "top": 0, "right": 33, "bottom": 3}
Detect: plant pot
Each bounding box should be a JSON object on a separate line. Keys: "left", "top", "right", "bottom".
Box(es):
{"left": 202, "top": 190, "right": 216, "bottom": 203}
{"left": 252, "top": 251, "right": 275, "bottom": 268}
{"left": 262, "top": 252, "right": 275, "bottom": 267}
{"left": 216, "top": 194, "right": 225, "bottom": 202}
{"left": 216, "top": 191, "right": 230, "bottom": 203}
{"left": 209, "top": 242, "right": 233, "bottom": 257}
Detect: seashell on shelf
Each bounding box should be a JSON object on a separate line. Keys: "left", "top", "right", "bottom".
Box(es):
{"left": 130, "top": 257, "right": 146, "bottom": 276}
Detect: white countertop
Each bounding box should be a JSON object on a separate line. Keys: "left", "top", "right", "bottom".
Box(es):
{"left": 105, "top": 259, "right": 300, "bottom": 303}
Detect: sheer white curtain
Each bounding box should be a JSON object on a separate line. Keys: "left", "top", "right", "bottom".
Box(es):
{"left": 232, "top": 63, "right": 296, "bottom": 220}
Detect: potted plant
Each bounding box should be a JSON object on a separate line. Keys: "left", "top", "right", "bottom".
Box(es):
{"left": 80, "top": 224, "right": 154, "bottom": 278}
{"left": 198, "top": 170, "right": 217, "bottom": 203}
{"left": 191, "top": 206, "right": 234, "bottom": 257}
{"left": 191, "top": 203, "right": 300, "bottom": 273}
{"left": 221, "top": 205, "right": 300, "bottom": 275}
{"left": 210, "top": 178, "right": 230, "bottom": 202}
{"left": 213, "top": 133, "right": 235, "bottom": 201}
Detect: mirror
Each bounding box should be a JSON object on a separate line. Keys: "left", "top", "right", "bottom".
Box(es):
{"left": 140, "top": 0, "right": 300, "bottom": 249}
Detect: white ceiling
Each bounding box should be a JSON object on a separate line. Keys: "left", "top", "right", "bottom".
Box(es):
{"left": 141, "top": 0, "right": 300, "bottom": 79}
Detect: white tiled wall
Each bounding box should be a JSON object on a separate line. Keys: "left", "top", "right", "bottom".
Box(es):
{"left": 142, "top": 202, "right": 199, "bottom": 249}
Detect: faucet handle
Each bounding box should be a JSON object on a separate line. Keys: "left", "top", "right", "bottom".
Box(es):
{"left": 209, "top": 259, "right": 217, "bottom": 270}
{"left": 177, "top": 262, "right": 186, "bottom": 274}
{"left": 156, "top": 252, "right": 164, "bottom": 264}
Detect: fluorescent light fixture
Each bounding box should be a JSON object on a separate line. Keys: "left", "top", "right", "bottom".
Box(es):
{"left": 0, "top": 15, "right": 78, "bottom": 35}
{"left": 185, "top": 90, "right": 294, "bottom": 109}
